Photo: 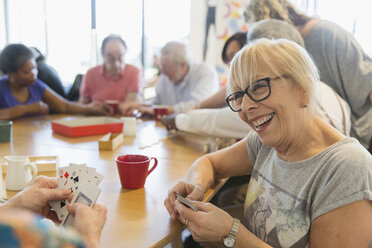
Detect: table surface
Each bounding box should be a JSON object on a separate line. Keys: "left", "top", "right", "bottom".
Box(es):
{"left": 0, "top": 115, "right": 222, "bottom": 247}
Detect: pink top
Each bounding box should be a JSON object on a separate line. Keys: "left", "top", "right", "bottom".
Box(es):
{"left": 80, "top": 64, "right": 141, "bottom": 102}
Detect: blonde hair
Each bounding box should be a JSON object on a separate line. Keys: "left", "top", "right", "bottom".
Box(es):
{"left": 245, "top": 0, "right": 311, "bottom": 26}
{"left": 228, "top": 38, "right": 319, "bottom": 112}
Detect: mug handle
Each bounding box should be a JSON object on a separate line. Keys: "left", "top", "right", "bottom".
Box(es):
{"left": 147, "top": 157, "right": 158, "bottom": 176}
{"left": 27, "top": 162, "right": 38, "bottom": 181}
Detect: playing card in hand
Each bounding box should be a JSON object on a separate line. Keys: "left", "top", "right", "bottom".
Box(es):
{"left": 175, "top": 192, "right": 199, "bottom": 211}
{"left": 62, "top": 182, "right": 101, "bottom": 226}
{"left": 49, "top": 163, "right": 103, "bottom": 221}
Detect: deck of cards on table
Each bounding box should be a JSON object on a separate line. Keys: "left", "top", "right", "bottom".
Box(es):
{"left": 49, "top": 163, "right": 103, "bottom": 225}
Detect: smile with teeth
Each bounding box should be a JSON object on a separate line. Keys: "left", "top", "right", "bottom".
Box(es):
{"left": 252, "top": 113, "right": 275, "bottom": 129}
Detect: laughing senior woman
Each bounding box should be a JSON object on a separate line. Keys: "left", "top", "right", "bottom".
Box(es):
{"left": 164, "top": 39, "right": 372, "bottom": 248}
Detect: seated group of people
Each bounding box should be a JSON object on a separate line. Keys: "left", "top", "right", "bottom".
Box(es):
{"left": 0, "top": 0, "right": 372, "bottom": 247}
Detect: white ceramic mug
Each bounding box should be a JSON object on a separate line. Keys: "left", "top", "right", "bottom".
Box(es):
{"left": 121, "top": 117, "right": 136, "bottom": 136}
{"left": 5, "top": 156, "right": 38, "bottom": 191}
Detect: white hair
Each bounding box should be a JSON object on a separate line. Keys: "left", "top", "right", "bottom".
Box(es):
{"left": 160, "top": 41, "right": 192, "bottom": 65}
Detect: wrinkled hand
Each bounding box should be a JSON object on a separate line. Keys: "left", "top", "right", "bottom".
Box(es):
{"left": 175, "top": 200, "right": 233, "bottom": 243}
{"left": 5, "top": 176, "right": 72, "bottom": 222}
{"left": 87, "top": 102, "right": 112, "bottom": 115}
{"left": 160, "top": 114, "right": 178, "bottom": 131}
{"left": 119, "top": 101, "right": 143, "bottom": 116}
{"left": 29, "top": 101, "right": 49, "bottom": 115}
{"left": 164, "top": 181, "right": 204, "bottom": 221}
{"left": 67, "top": 203, "right": 107, "bottom": 248}
{"left": 138, "top": 106, "right": 155, "bottom": 117}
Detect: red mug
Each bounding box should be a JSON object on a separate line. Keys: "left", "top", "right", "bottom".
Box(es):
{"left": 105, "top": 100, "right": 119, "bottom": 115}
{"left": 153, "top": 106, "right": 168, "bottom": 121}
{"left": 115, "top": 154, "right": 158, "bottom": 189}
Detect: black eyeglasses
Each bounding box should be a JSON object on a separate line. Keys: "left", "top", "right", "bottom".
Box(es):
{"left": 225, "top": 75, "right": 288, "bottom": 112}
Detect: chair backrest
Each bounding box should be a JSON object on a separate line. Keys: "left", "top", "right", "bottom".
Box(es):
{"left": 66, "top": 74, "right": 83, "bottom": 101}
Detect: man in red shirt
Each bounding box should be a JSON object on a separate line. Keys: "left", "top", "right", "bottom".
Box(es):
{"left": 79, "top": 34, "right": 142, "bottom": 112}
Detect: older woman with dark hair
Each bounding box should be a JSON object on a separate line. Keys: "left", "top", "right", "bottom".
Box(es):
{"left": 221, "top": 32, "right": 248, "bottom": 65}
{"left": 0, "top": 44, "right": 111, "bottom": 120}
{"left": 164, "top": 39, "right": 372, "bottom": 247}
{"left": 245, "top": 0, "right": 372, "bottom": 151}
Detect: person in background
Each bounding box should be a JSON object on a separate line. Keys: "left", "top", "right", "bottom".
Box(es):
{"left": 0, "top": 44, "right": 111, "bottom": 120}
{"left": 245, "top": 0, "right": 372, "bottom": 151}
{"left": 193, "top": 32, "right": 248, "bottom": 110}
{"left": 160, "top": 32, "right": 249, "bottom": 138}
{"left": 79, "top": 34, "right": 142, "bottom": 111}
{"left": 0, "top": 176, "right": 107, "bottom": 248}
{"left": 162, "top": 22, "right": 351, "bottom": 141}
{"left": 165, "top": 38, "right": 372, "bottom": 247}
{"left": 30, "top": 47, "right": 66, "bottom": 98}
{"left": 120, "top": 41, "right": 219, "bottom": 116}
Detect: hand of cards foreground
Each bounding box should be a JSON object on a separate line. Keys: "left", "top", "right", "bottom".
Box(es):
{"left": 49, "top": 163, "right": 104, "bottom": 226}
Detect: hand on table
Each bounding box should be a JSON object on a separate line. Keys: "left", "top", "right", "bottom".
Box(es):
{"left": 164, "top": 181, "right": 204, "bottom": 221}
{"left": 29, "top": 101, "right": 49, "bottom": 115}
{"left": 67, "top": 203, "right": 107, "bottom": 248}
{"left": 160, "top": 114, "right": 178, "bottom": 131}
{"left": 138, "top": 106, "right": 155, "bottom": 117}
{"left": 87, "top": 101, "right": 112, "bottom": 116}
{"left": 175, "top": 200, "right": 233, "bottom": 243}
{"left": 5, "top": 176, "right": 72, "bottom": 222}
{"left": 119, "top": 101, "right": 143, "bottom": 116}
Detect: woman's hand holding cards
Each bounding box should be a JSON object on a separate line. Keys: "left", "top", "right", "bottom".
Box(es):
{"left": 165, "top": 181, "right": 235, "bottom": 243}
{"left": 164, "top": 181, "right": 204, "bottom": 221}
{"left": 175, "top": 200, "right": 234, "bottom": 243}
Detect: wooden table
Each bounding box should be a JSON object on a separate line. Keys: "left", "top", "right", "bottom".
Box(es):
{"left": 0, "top": 115, "right": 223, "bottom": 247}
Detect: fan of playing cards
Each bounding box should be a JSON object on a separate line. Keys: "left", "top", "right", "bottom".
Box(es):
{"left": 49, "top": 163, "right": 104, "bottom": 226}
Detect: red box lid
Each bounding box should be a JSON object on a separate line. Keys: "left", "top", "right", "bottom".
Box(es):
{"left": 51, "top": 117, "right": 123, "bottom": 137}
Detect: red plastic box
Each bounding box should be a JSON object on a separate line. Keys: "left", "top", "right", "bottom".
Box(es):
{"left": 51, "top": 117, "right": 123, "bottom": 137}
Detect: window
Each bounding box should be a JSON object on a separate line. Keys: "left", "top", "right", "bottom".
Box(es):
{"left": 96, "top": 0, "right": 142, "bottom": 68}
{"left": 44, "top": 0, "right": 91, "bottom": 84}
{"left": 1, "top": 0, "right": 190, "bottom": 85}
{"left": 6, "top": 0, "right": 46, "bottom": 49}
{"left": 144, "top": 0, "right": 190, "bottom": 72}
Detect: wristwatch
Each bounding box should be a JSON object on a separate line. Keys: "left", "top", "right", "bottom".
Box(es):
{"left": 222, "top": 218, "right": 240, "bottom": 247}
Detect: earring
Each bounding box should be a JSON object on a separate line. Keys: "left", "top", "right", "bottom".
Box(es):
{"left": 303, "top": 104, "right": 308, "bottom": 108}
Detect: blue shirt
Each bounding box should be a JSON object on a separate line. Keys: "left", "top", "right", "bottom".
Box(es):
{"left": 0, "top": 209, "right": 85, "bottom": 248}
{"left": 0, "top": 75, "right": 47, "bottom": 109}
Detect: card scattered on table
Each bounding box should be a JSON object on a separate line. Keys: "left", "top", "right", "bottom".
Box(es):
{"left": 49, "top": 163, "right": 103, "bottom": 223}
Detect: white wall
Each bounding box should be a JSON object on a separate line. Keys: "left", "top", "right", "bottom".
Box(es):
{"left": 189, "top": 0, "right": 206, "bottom": 63}
{"left": 189, "top": 0, "right": 249, "bottom": 85}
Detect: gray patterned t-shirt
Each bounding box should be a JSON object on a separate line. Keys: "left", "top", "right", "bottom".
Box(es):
{"left": 244, "top": 132, "right": 372, "bottom": 247}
